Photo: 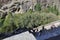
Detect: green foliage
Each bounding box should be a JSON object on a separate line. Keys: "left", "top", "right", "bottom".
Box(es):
{"left": 0, "top": 18, "right": 4, "bottom": 27}
{"left": 0, "top": 11, "right": 59, "bottom": 33}
{"left": 40, "top": 13, "right": 58, "bottom": 24}
{"left": 13, "top": 12, "right": 58, "bottom": 29}
{"left": 1, "top": 13, "right": 17, "bottom": 33}
{"left": 47, "top": 5, "right": 59, "bottom": 15}
{"left": 0, "top": 2, "right": 59, "bottom": 33}
{"left": 34, "top": 3, "right": 41, "bottom": 11}
{"left": 27, "top": 9, "right": 33, "bottom": 13}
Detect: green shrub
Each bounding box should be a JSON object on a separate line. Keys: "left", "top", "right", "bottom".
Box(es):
{"left": 1, "top": 13, "right": 17, "bottom": 33}
{"left": 14, "top": 12, "right": 58, "bottom": 29}
{"left": 0, "top": 18, "right": 4, "bottom": 27}
{"left": 47, "top": 5, "right": 59, "bottom": 15}
{"left": 0, "top": 12, "right": 58, "bottom": 33}
{"left": 34, "top": 3, "right": 41, "bottom": 11}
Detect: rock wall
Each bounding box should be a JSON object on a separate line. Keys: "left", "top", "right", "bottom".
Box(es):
{"left": 0, "top": 0, "right": 60, "bottom": 15}
{"left": 0, "top": 0, "right": 60, "bottom": 21}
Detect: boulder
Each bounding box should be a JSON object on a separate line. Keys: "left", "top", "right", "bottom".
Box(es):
{"left": 3, "top": 31, "right": 36, "bottom": 40}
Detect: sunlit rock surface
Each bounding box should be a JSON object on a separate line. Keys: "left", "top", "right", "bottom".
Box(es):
{"left": 3, "top": 31, "right": 36, "bottom": 40}
{"left": 0, "top": 0, "right": 60, "bottom": 13}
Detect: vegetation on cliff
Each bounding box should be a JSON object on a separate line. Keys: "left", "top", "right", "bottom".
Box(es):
{"left": 0, "top": 3, "right": 59, "bottom": 33}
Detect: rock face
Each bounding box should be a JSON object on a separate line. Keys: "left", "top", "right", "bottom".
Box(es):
{"left": 0, "top": 0, "right": 60, "bottom": 18}
{"left": 3, "top": 31, "right": 36, "bottom": 40}
{"left": 0, "top": 0, "right": 37, "bottom": 14}
{"left": 0, "top": 0, "right": 12, "bottom": 7}
{"left": 0, "top": 0, "right": 60, "bottom": 14}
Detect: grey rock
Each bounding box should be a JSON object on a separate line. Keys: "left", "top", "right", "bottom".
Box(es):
{"left": 3, "top": 31, "right": 36, "bottom": 40}
{"left": 0, "top": 0, "right": 60, "bottom": 14}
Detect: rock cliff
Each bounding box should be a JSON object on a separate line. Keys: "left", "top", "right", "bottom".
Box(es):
{"left": 0, "top": 0, "right": 60, "bottom": 14}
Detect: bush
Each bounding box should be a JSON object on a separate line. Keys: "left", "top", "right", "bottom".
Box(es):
{"left": 0, "top": 12, "right": 58, "bottom": 33}
{"left": 0, "top": 18, "right": 4, "bottom": 27}
{"left": 1, "top": 13, "right": 17, "bottom": 33}
{"left": 47, "top": 5, "right": 59, "bottom": 15}
{"left": 34, "top": 3, "right": 41, "bottom": 11}
{"left": 14, "top": 12, "right": 58, "bottom": 29}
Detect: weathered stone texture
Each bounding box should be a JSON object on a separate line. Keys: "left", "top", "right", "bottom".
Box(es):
{"left": 0, "top": 0, "right": 60, "bottom": 13}
{"left": 3, "top": 31, "right": 36, "bottom": 40}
